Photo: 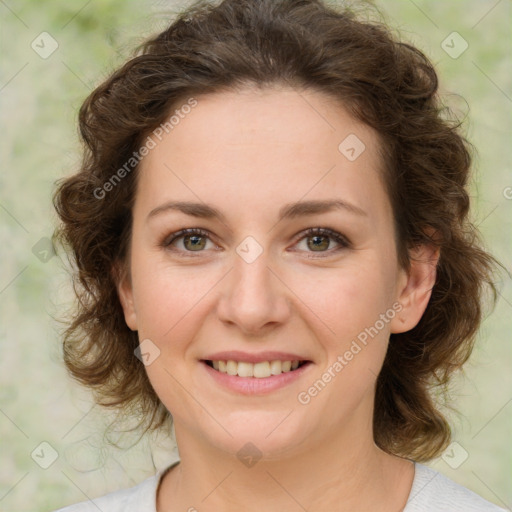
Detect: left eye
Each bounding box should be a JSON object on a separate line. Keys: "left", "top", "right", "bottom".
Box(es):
{"left": 163, "top": 227, "right": 349, "bottom": 256}
{"left": 294, "top": 227, "right": 350, "bottom": 255}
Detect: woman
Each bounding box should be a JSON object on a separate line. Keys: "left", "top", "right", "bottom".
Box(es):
{"left": 51, "top": 0, "right": 505, "bottom": 510}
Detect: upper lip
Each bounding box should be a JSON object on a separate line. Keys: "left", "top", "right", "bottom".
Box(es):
{"left": 202, "top": 351, "right": 311, "bottom": 364}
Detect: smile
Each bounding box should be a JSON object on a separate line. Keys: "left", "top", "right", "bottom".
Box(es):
{"left": 204, "top": 359, "right": 308, "bottom": 378}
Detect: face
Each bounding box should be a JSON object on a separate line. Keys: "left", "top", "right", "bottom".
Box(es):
{"left": 118, "top": 86, "right": 436, "bottom": 459}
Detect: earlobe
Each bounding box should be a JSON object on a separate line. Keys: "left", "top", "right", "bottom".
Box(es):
{"left": 390, "top": 242, "right": 440, "bottom": 334}
{"left": 113, "top": 263, "right": 138, "bottom": 331}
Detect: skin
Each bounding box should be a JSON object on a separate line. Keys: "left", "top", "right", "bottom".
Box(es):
{"left": 117, "top": 85, "right": 439, "bottom": 512}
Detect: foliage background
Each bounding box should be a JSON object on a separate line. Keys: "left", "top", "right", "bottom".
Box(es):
{"left": 1, "top": 0, "right": 510, "bottom": 510}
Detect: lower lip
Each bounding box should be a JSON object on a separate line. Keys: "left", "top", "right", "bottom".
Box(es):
{"left": 201, "top": 361, "right": 313, "bottom": 395}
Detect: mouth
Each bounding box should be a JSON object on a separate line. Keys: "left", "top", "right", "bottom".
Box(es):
{"left": 201, "top": 359, "right": 311, "bottom": 378}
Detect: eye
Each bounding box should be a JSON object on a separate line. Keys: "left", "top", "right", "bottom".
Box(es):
{"left": 163, "top": 228, "right": 216, "bottom": 255}
{"left": 162, "top": 227, "right": 350, "bottom": 258}
{"left": 292, "top": 227, "right": 350, "bottom": 257}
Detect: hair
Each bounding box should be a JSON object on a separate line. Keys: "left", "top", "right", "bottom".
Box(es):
{"left": 53, "top": 0, "right": 500, "bottom": 461}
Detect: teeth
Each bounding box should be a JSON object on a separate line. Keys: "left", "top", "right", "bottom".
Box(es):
{"left": 209, "top": 359, "right": 303, "bottom": 378}
{"left": 270, "top": 360, "right": 282, "bottom": 375}
{"left": 253, "top": 361, "right": 270, "bottom": 378}
{"left": 282, "top": 360, "right": 292, "bottom": 372}
{"left": 237, "top": 361, "right": 254, "bottom": 377}
{"left": 226, "top": 360, "right": 238, "bottom": 376}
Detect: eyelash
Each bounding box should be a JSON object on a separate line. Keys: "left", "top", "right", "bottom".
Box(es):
{"left": 162, "top": 227, "right": 351, "bottom": 258}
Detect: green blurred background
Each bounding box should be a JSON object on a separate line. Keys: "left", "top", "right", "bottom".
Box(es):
{"left": 1, "top": 1, "right": 510, "bottom": 510}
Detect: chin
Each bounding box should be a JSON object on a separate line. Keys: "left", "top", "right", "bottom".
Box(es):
{"left": 173, "top": 408, "right": 311, "bottom": 463}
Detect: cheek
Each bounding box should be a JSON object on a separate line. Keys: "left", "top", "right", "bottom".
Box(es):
{"left": 287, "top": 261, "right": 397, "bottom": 341}
{"left": 298, "top": 266, "right": 394, "bottom": 404}
{"left": 130, "top": 255, "right": 221, "bottom": 344}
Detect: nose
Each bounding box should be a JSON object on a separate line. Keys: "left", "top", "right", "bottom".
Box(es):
{"left": 216, "top": 247, "right": 291, "bottom": 336}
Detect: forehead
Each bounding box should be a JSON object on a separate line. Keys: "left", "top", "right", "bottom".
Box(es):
{"left": 135, "top": 86, "right": 390, "bottom": 226}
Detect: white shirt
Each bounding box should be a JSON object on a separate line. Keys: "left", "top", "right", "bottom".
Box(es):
{"left": 52, "top": 461, "right": 507, "bottom": 511}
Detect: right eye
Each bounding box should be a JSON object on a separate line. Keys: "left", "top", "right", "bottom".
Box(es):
{"left": 163, "top": 228, "right": 218, "bottom": 255}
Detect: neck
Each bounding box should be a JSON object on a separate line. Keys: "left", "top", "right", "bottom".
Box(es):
{"left": 157, "top": 420, "right": 414, "bottom": 512}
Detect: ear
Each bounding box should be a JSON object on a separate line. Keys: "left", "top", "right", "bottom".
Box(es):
{"left": 390, "top": 239, "right": 440, "bottom": 334}
{"left": 113, "top": 261, "right": 138, "bottom": 331}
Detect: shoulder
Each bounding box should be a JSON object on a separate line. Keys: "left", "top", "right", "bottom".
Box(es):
{"left": 404, "top": 463, "right": 507, "bottom": 512}
{"left": 50, "top": 473, "right": 160, "bottom": 512}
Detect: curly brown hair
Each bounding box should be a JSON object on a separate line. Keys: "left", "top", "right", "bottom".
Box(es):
{"left": 53, "top": 0, "right": 500, "bottom": 461}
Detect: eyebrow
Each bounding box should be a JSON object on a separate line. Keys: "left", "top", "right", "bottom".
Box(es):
{"left": 147, "top": 199, "right": 367, "bottom": 223}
